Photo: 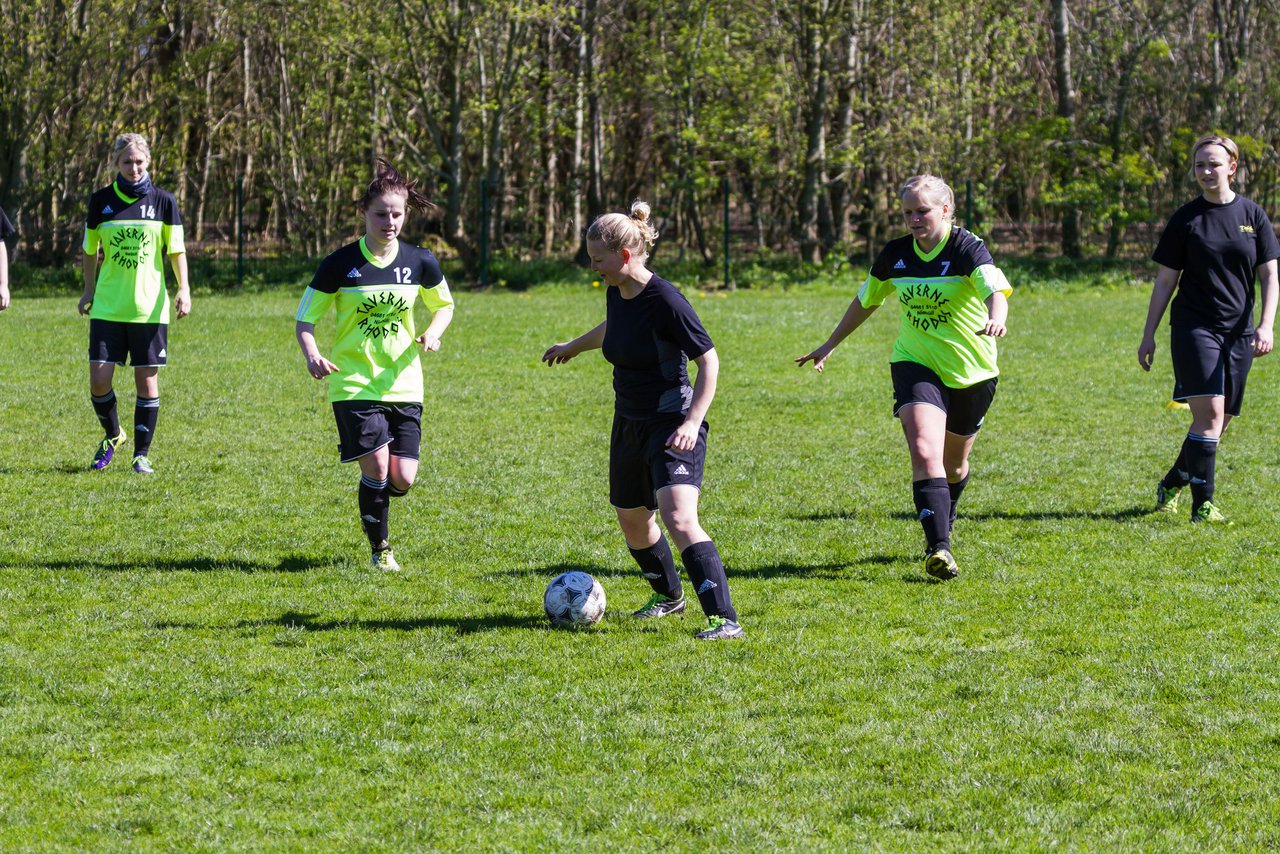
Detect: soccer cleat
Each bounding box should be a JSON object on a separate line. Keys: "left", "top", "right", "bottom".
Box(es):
{"left": 1191, "top": 501, "right": 1226, "bottom": 524}
{"left": 924, "top": 547, "right": 959, "bottom": 580}
{"left": 371, "top": 549, "right": 401, "bottom": 571}
{"left": 694, "top": 615, "right": 744, "bottom": 640}
{"left": 632, "top": 593, "right": 686, "bottom": 619}
{"left": 91, "top": 431, "right": 127, "bottom": 470}
{"left": 131, "top": 455, "right": 154, "bottom": 475}
{"left": 1155, "top": 482, "right": 1183, "bottom": 514}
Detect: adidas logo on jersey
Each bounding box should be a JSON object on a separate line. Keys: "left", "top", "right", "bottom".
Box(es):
{"left": 893, "top": 259, "right": 906, "bottom": 270}
{"left": 347, "top": 268, "right": 362, "bottom": 278}
{"left": 697, "top": 579, "right": 718, "bottom": 594}
{"left": 673, "top": 464, "right": 690, "bottom": 476}
{"left": 102, "top": 205, "right": 114, "bottom": 215}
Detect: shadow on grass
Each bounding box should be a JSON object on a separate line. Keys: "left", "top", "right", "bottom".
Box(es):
{"left": 33, "top": 555, "right": 327, "bottom": 573}
{"left": 889, "top": 507, "right": 1151, "bottom": 522}
{"left": 730, "top": 557, "right": 897, "bottom": 579}
{"left": 156, "top": 609, "right": 546, "bottom": 634}
{"left": 484, "top": 561, "right": 617, "bottom": 579}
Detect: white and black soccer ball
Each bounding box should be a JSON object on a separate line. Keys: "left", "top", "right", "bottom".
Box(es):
{"left": 543, "top": 571, "right": 606, "bottom": 628}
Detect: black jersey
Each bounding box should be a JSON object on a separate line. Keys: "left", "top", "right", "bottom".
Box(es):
{"left": 0, "top": 207, "right": 14, "bottom": 241}
{"left": 1153, "top": 195, "right": 1280, "bottom": 336}
{"left": 603, "top": 274, "right": 714, "bottom": 419}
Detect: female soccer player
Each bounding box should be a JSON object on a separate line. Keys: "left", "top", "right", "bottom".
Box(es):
{"left": 1138, "top": 134, "right": 1279, "bottom": 523}
{"left": 79, "top": 133, "right": 190, "bottom": 474}
{"left": 797, "top": 175, "right": 1011, "bottom": 580}
{"left": 542, "top": 201, "right": 744, "bottom": 640}
{"left": 0, "top": 206, "right": 14, "bottom": 310}
{"left": 295, "top": 160, "right": 454, "bottom": 571}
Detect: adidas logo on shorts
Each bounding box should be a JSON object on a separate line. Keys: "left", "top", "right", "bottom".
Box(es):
{"left": 673, "top": 464, "right": 690, "bottom": 476}
{"left": 347, "top": 268, "right": 362, "bottom": 278}
{"left": 893, "top": 259, "right": 907, "bottom": 270}
{"left": 102, "top": 205, "right": 114, "bottom": 214}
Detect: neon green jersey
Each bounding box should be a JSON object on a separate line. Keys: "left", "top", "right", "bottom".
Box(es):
{"left": 858, "top": 227, "right": 1011, "bottom": 387}
{"left": 296, "top": 238, "right": 454, "bottom": 403}
{"left": 83, "top": 181, "right": 185, "bottom": 323}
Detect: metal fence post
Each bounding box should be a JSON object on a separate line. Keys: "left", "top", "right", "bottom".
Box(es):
{"left": 236, "top": 176, "right": 244, "bottom": 287}
{"left": 722, "top": 176, "right": 730, "bottom": 289}
{"left": 479, "top": 177, "right": 490, "bottom": 288}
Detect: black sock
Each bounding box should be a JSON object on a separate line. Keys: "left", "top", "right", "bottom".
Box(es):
{"left": 134, "top": 396, "right": 159, "bottom": 455}
{"left": 680, "top": 541, "right": 736, "bottom": 621}
{"left": 358, "top": 475, "right": 390, "bottom": 550}
{"left": 92, "top": 390, "right": 120, "bottom": 438}
{"left": 388, "top": 482, "right": 411, "bottom": 498}
{"left": 628, "top": 538, "right": 682, "bottom": 600}
{"left": 1184, "top": 432, "right": 1219, "bottom": 509}
{"left": 1161, "top": 446, "right": 1190, "bottom": 490}
{"left": 948, "top": 473, "right": 970, "bottom": 527}
{"left": 913, "top": 477, "right": 951, "bottom": 552}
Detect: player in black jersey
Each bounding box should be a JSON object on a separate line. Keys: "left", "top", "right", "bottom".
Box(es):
{"left": 79, "top": 133, "right": 190, "bottom": 474}
{"left": 0, "top": 206, "right": 14, "bottom": 310}
{"left": 295, "top": 160, "right": 454, "bottom": 571}
{"left": 542, "top": 201, "right": 743, "bottom": 640}
{"left": 1139, "top": 134, "right": 1279, "bottom": 523}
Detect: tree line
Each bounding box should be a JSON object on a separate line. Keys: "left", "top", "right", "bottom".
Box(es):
{"left": 1, "top": 0, "right": 1278, "bottom": 278}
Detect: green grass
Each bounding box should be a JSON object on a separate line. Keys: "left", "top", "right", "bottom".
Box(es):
{"left": 1, "top": 279, "right": 1279, "bottom": 851}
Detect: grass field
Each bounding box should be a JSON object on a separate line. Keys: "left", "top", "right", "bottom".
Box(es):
{"left": 2, "top": 277, "right": 1279, "bottom": 851}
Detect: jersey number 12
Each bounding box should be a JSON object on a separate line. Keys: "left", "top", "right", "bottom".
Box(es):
{"left": 393, "top": 267, "right": 413, "bottom": 283}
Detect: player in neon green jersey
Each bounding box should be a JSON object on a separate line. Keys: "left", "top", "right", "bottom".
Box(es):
{"left": 80, "top": 133, "right": 190, "bottom": 474}
{"left": 797, "top": 175, "right": 1011, "bottom": 580}
{"left": 295, "top": 160, "right": 454, "bottom": 571}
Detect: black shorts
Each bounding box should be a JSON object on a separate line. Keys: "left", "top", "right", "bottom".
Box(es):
{"left": 89, "top": 319, "right": 168, "bottom": 367}
{"left": 891, "top": 360, "right": 998, "bottom": 437}
{"left": 1170, "top": 325, "right": 1253, "bottom": 417}
{"left": 332, "top": 401, "right": 423, "bottom": 463}
{"left": 609, "top": 414, "right": 707, "bottom": 511}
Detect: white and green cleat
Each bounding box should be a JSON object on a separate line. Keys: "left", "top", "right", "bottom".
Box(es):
{"left": 371, "top": 549, "right": 402, "bottom": 571}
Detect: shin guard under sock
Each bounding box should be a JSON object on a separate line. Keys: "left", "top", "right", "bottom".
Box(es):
{"left": 1184, "top": 432, "right": 1219, "bottom": 509}
{"left": 628, "top": 538, "right": 682, "bottom": 600}
{"left": 913, "top": 477, "right": 952, "bottom": 552}
{"left": 680, "top": 541, "right": 736, "bottom": 621}
{"left": 92, "top": 390, "right": 120, "bottom": 438}
{"left": 134, "top": 396, "right": 159, "bottom": 456}
{"left": 358, "top": 475, "right": 390, "bottom": 549}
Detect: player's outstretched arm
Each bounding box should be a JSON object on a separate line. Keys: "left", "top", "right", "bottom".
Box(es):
{"left": 1254, "top": 258, "right": 1277, "bottom": 357}
{"left": 169, "top": 252, "right": 191, "bottom": 318}
{"left": 417, "top": 306, "right": 454, "bottom": 352}
{"left": 0, "top": 241, "right": 9, "bottom": 311}
{"left": 79, "top": 253, "right": 99, "bottom": 315}
{"left": 1138, "top": 265, "right": 1180, "bottom": 371}
{"left": 542, "top": 321, "right": 606, "bottom": 365}
{"left": 668, "top": 347, "right": 718, "bottom": 451}
{"left": 978, "top": 291, "right": 1008, "bottom": 337}
{"left": 296, "top": 321, "right": 338, "bottom": 379}
{"left": 796, "top": 299, "right": 879, "bottom": 372}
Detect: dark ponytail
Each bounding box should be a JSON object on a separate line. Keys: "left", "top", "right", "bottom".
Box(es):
{"left": 358, "top": 158, "right": 433, "bottom": 212}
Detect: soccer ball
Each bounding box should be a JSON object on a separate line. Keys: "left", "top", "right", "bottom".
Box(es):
{"left": 543, "top": 571, "right": 606, "bottom": 628}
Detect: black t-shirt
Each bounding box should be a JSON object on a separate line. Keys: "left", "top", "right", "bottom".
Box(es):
{"left": 603, "top": 274, "right": 714, "bottom": 419}
{"left": 1152, "top": 195, "right": 1280, "bottom": 335}
{"left": 0, "top": 207, "right": 15, "bottom": 241}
